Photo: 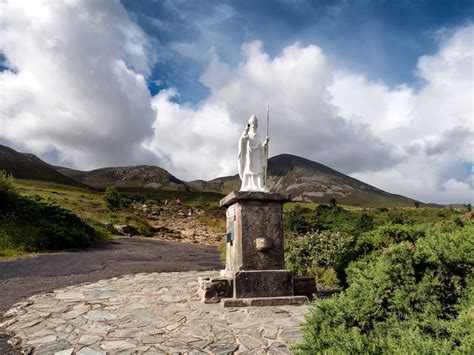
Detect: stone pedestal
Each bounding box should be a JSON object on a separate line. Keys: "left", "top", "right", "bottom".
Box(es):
{"left": 198, "top": 191, "right": 309, "bottom": 307}
{"left": 220, "top": 191, "right": 290, "bottom": 276}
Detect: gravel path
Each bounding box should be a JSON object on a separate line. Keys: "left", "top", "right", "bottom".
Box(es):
{"left": 0, "top": 237, "right": 222, "bottom": 354}
{"left": 3, "top": 271, "right": 308, "bottom": 354}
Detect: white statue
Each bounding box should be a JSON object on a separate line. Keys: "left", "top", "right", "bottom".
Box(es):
{"left": 238, "top": 114, "right": 269, "bottom": 192}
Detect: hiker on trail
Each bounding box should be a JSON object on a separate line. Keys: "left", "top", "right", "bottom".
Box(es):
{"left": 188, "top": 208, "right": 193, "bottom": 218}
{"left": 176, "top": 197, "right": 181, "bottom": 206}
{"left": 164, "top": 199, "right": 168, "bottom": 205}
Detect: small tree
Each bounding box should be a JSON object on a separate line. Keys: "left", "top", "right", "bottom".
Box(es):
{"left": 414, "top": 201, "right": 420, "bottom": 208}
{"left": 329, "top": 197, "right": 337, "bottom": 210}
{"left": 0, "top": 170, "right": 17, "bottom": 202}
{"left": 103, "top": 187, "right": 121, "bottom": 210}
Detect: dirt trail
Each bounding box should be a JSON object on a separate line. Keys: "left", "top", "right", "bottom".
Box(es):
{"left": 137, "top": 204, "right": 223, "bottom": 245}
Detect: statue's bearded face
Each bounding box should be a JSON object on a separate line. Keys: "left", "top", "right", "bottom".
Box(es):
{"left": 250, "top": 119, "right": 258, "bottom": 131}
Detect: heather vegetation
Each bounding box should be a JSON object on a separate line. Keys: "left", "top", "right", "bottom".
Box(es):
{"left": 0, "top": 171, "right": 101, "bottom": 255}
{"left": 283, "top": 200, "right": 474, "bottom": 353}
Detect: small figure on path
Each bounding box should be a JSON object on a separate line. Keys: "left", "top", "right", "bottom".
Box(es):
{"left": 188, "top": 208, "right": 193, "bottom": 218}
{"left": 176, "top": 197, "right": 181, "bottom": 206}
{"left": 238, "top": 114, "right": 269, "bottom": 192}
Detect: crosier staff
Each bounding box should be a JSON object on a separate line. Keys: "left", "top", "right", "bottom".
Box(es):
{"left": 264, "top": 106, "right": 269, "bottom": 188}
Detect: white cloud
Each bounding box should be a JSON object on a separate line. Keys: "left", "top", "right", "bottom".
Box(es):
{"left": 331, "top": 25, "right": 474, "bottom": 204}
{"left": 150, "top": 41, "right": 400, "bottom": 180}
{"left": 146, "top": 88, "right": 240, "bottom": 180}
{"left": 0, "top": 0, "right": 158, "bottom": 168}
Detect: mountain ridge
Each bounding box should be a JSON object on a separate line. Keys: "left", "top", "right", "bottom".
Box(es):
{"left": 55, "top": 165, "right": 186, "bottom": 190}
{"left": 0, "top": 144, "right": 89, "bottom": 188}
{"left": 1, "top": 144, "right": 421, "bottom": 207}
{"left": 188, "top": 154, "right": 420, "bottom": 207}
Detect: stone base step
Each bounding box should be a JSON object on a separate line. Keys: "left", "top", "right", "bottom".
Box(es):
{"left": 222, "top": 295, "right": 308, "bottom": 308}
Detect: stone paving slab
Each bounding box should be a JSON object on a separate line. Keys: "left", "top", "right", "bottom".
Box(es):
{"left": 1, "top": 271, "right": 309, "bottom": 354}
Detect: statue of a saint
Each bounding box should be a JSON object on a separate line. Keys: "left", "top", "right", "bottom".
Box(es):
{"left": 238, "top": 114, "right": 269, "bottom": 192}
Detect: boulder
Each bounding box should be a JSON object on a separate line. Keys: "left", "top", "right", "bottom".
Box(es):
{"left": 198, "top": 277, "right": 233, "bottom": 303}
{"left": 114, "top": 224, "right": 138, "bottom": 236}
{"left": 104, "top": 223, "right": 138, "bottom": 236}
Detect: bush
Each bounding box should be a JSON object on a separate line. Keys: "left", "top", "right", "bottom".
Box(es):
{"left": 356, "top": 224, "right": 425, "bottom": 251}
{"left": 312, "top": 204, "right": 356, "bottom": 233}
{"left": 103, "top": 187, "right": 132, "bottom": 211}
{"left": 284, "top": 205, "right": 311, "bottom": 234}
{"left": 0, "top": 170, "right": 17, "bottom": 202}
{"left": 285, "top": 230, "right": 354, "bottom": 287}
{"left": 295, "top": 225, "right": 474, "bottom": 354}
{"left": 103, "top": 187, "right": 121, "bottom": 210}
{"left": 354, "top": 212, "right": 374, "bottom": 234}
{"left": 0, "top": 195, "right": 100, "bottom": 251}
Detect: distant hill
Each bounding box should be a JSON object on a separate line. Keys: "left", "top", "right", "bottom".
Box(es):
{"left": 0, "top": 144, "right": 422, "bottom": 207}
{"left": 0, "top": 145, "right": 88, "bottom": 188}
{"left": 56, "top": 165, "right": 187, "bottom": 190}
{"left": 189, "top": 154, "right": 421, "bottom": 208}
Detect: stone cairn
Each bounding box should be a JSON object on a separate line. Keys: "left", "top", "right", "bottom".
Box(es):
{"left": 198, "top": 191, "right": 316, "bottom": 307}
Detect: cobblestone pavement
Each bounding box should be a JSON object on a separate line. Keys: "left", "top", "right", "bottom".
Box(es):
{"left": 2, "top": 271, "right": 309, "bottom": 354}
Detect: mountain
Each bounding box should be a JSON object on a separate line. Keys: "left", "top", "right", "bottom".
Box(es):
{"left": 56, "top": 165, "right": 186, "bottom": 190}
{"left": 189, "top": 154, "right": 420, "bottom": 208}
{"left": 0, "top": 145, "right": 88, "bottom": 188}
{"left": 0, "top": 144, "right": 421, "bottom": 207}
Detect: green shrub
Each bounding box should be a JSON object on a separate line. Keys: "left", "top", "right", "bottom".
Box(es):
{"left": 432, "top": 219, "right": 462, "bottom": 233}
{"left": 0, "top": 195, "right": 100, "bottom": 251}
{"left": 453, "top": 216, "right": 464, "bottom": 228}
{"left": 312, "top": 204, "right": 356, "bottom": 233}
{"left": 384, "top": 208, "right": 405, "bottom": 224}
{"left": 354, "top": 224, "right": 426, "bottom": 256}
{"left": 103, "top": 187, "right": 132, "bottom": 211}
{"left": 354, "top": 212, "right": 374, "bottom": 234}
{"left": 295, "top": 225, "right": 474, "bottom": 354}
{"left": 284, "top": 205, "right": 311, "bottom": 234}
{"left": 285, "top": 230, "right": 354, "bottom": 287}
{"left": 0, "top": 170, "right": 17, "bottom": 202}
{"left": 103, "top": 187, "right": 121, "bottom": 210}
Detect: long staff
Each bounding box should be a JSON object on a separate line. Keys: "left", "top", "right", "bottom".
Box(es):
{"left": 264, "top": 106, "right": 269, "bottom": 187}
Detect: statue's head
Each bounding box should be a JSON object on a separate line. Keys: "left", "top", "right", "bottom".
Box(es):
{"left": 248, "top": 115, "right": 258, "bottom": 130}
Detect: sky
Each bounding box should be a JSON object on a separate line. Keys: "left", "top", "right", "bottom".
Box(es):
{"left": 0, "top": 0, "right": 473, "bottom": 204}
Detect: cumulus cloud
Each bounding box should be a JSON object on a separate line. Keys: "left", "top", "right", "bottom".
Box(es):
{"left": 331, "top": 25, "right": 474, "bottom": 204}
{"left": 150, "top": 41, "right": 401, "bottom": 179}
{"left": 0, "top": 0, "right": 158, "bottom": 168}
{"left": 1, "top": 0, "right": 471, "bottom": 204}
{"left": 146, "top": 88, "right": 240, "bottom": 180}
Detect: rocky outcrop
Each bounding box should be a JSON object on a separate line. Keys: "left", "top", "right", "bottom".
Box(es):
{"left": 135, "top": 204, "right": 222, "bottom": 245}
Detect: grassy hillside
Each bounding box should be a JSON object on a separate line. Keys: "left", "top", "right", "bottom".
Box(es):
{"left": 0, "top": 178, "right": 225, "bottom": 257}
{"left": 188, "top": 175, "right": 241, "bottom": 194}
{"left": 0, "top": 174, "right": 103, "bottom": 257}
{"left": 13, "top": 180, "right": 166, "bottom": 238}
